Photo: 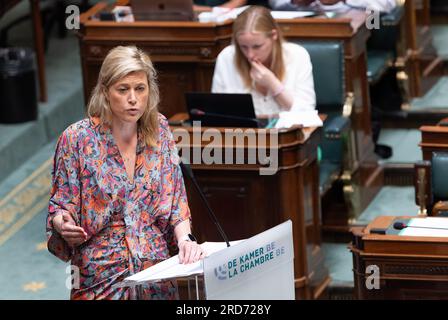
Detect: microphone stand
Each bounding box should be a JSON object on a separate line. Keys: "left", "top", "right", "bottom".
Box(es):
{"left": 179, "top": 160, "right": 231, "bottom": 247}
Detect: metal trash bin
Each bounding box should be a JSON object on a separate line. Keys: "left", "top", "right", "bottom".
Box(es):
{"left": 0, "top": 47, "right": 38, "bottom": 123}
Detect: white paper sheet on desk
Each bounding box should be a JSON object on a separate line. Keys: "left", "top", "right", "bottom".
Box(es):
{"left": 408, "top": 217, "right": 448, "bottom": 229}
{"left": 275, "top": 110, "right": 323, "bottom": 128}
{"left": 398, "top": 217, "right": 448, "bottom": 237}
{"left": 122, "top": 241, "right": 243, "bottom": 284}
{"left": 198, "top": 6, "right": 249, "bottom": 23}
{"left": 271, "top": 11, "right": 317, "bottom": 19}
{"left": 320, "top": 3, "right": 351, "bottom": 12}
{"left": 399, "top": 228, "right": 448, "bottom": 237}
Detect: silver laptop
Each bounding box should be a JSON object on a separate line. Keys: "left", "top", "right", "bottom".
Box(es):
{"left": 131, "top": 0, "right": 195, "bottom": 21}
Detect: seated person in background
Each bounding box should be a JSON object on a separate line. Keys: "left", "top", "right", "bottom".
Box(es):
{"left": 269, "top": 0, "right": 397, "bottom": 13}
{"left": 211, "top": 5, "right": 316, "bottom": 116}
{"left": 194, "top": 0, "right": 248, "bottom": 11}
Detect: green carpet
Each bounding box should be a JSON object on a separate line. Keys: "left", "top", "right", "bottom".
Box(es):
{"left": 411, "top": 76, "right": 448, "bottom": 111}
{"left": 432, "top": 25, "right": 448, "bottom": 59}
{"left": 322, "top": 242, "right": 353, "bottom": 285}
{"left": 0, "top": 141, "right": 70, "bottom": 300}
{"left": 377, "top": 129, "right": 421, "bottom": 164}
{"left": 356, "top": 186, "right": 419, "bottom": 225}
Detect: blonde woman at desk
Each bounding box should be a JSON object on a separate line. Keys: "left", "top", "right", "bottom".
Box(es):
{"left": 211, "top": 5, "right": 316, "bottom": 116}
{"left": 269, "top": 0, "right": 397, "bottom": 13}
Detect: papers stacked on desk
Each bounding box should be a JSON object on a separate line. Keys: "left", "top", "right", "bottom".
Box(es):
{"left": 198, "top": 7, "right": 317, "bottom": 23}
{"left": 275, "top": 110, "right": 323, "bottom": 128}
{"left": 116, "top": 241, "right": 242, "bottom": 287}
{"left": 270, "top": 11, "right": 317, "bottom": 19}
{"left": 198, "top": 6, "right": 249, "bottom": 23}
{"left": 398, "top": 217, "right": 448, "bottom": 237}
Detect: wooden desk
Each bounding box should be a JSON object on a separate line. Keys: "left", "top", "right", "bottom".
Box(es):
{"left": 169, "top": 113, "right": 330, "bottom": 299}
{"left": 78, "top": 3, "right": 383, "bottom": 230}
{"left": 351, "top": 216, "right": 448, "bottom": 299}
{"left": 419, "top": 125, "right": 448, "bottom": 160}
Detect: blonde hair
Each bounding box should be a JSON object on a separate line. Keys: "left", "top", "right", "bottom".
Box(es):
{"left": 87, "top": 46, "right": 160, "bottom": 147}
{"left": 233, "top": 6, "right": 285, "bottom": 88}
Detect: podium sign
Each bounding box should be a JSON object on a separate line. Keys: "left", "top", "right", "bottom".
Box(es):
{"left": 203, "top": 220, "right": 294, "bottom": 300}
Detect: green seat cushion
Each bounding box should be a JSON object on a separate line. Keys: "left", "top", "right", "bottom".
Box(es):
{"left": 432, "top": 152, "right": 448, "bottom": 200}
{"left": 319, "top": 161, "right": 341, "bottom": 192}
{"left": 367, "top": 50, "right": 394, "bottom": 84}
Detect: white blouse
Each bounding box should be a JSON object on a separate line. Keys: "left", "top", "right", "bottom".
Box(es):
{"left": 211, "top": 42, "right": 316, "bottom": 117}
{"left": 269, "top": 0, "right": 397, "bottom": 13}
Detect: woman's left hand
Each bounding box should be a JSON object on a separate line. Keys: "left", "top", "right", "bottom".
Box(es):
{"left": 178, "top": 240, "right": 205, "bottom": 264}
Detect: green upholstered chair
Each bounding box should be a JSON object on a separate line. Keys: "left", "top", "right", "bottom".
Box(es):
{"left": 367, "top": 3, "right": 409, "bottom": 117}
{"left": 367, "top": 4, "right": 406, "bottom": 159}
{"left": 292, "top": 40, "right": 356, "bottom": 196}
{"left": 367, "top": 5, "right": 405, "bottom": 85}
{"left": 415, "top": 152, "right": 448, "bottom": 217}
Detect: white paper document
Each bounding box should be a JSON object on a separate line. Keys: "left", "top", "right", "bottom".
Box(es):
{"left": 275, "top": 110, "right": 323, "bottom": 128}
{"left": 271, "top": 11, "right": 317, "bottom": 19}
{"left": 398, "top": 217, "right": 448, "bottom": 237}
{"left": 198, "top": 6, "right": 249, "bottom": 23}
{"left": 399, "top": 228, "right": 448, "bottom": 237}
{"left": 117, "top": 241, "right": 243, "bottom": 287}
{"left": 408, "top": 217, "right": 448, "bottom": 229}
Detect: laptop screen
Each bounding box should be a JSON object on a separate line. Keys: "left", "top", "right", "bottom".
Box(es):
{"left": 184, "top": 92, "right": 265, "bottom": 128}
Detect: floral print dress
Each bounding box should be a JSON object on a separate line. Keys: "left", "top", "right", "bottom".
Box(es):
{"left": 46, "top": 114, "right": 191, "bottom": 299}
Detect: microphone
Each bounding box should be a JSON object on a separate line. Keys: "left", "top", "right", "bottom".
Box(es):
{"left": 179, "top": 159, "right": 231, "bottom": 247}
{"left": 190, "top": 108, "right": 262, "bottom": 126}
{"left": 393, "top": 221, "right": 448, "bottom": 231}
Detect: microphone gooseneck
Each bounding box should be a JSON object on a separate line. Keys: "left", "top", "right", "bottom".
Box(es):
{"left": 393, "top": 221, "right": 448, "bottom": 231}
{"left": 179, "top": 160, "right": 231, "bottom": 247}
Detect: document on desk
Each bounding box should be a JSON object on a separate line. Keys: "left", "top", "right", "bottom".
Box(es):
{"left": 275, "top": 110, "right": 323, "bottom": 128}
{"left": 198, "top": 6, "right": 249, "bottom": 23}
{"left": 399, "top": 217, "right": 448, "bottom": 237}
{"left": 271, "top": 11, "right": 317, "bottom": 19}
{"left": 118, "top": 241, "right": 243, "bottom": 286}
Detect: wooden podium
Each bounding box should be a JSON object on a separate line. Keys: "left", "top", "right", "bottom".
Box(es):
{"left": 170, "top": 113, "right": 330, "bottom": 299}
{"left": 351, "top": 216, "right": 448, "bottom": 299}
{"left": 419, "top": 125, "right": 448, "bottom": 161}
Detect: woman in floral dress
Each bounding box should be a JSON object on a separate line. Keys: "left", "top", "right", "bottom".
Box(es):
{"left": 46, "top": 46, "right": 204, "bottom": 299}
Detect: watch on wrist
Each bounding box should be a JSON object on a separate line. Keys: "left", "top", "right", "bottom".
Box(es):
{"left": 179, "top": 233, "right": 197, "bottom": 243}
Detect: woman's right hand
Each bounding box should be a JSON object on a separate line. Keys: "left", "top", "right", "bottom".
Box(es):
{"left": 250, "top": 60, "right": 284, "bottom": 95}
{"left": 53, "top": 212, "right": 87, "bottom": 248}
